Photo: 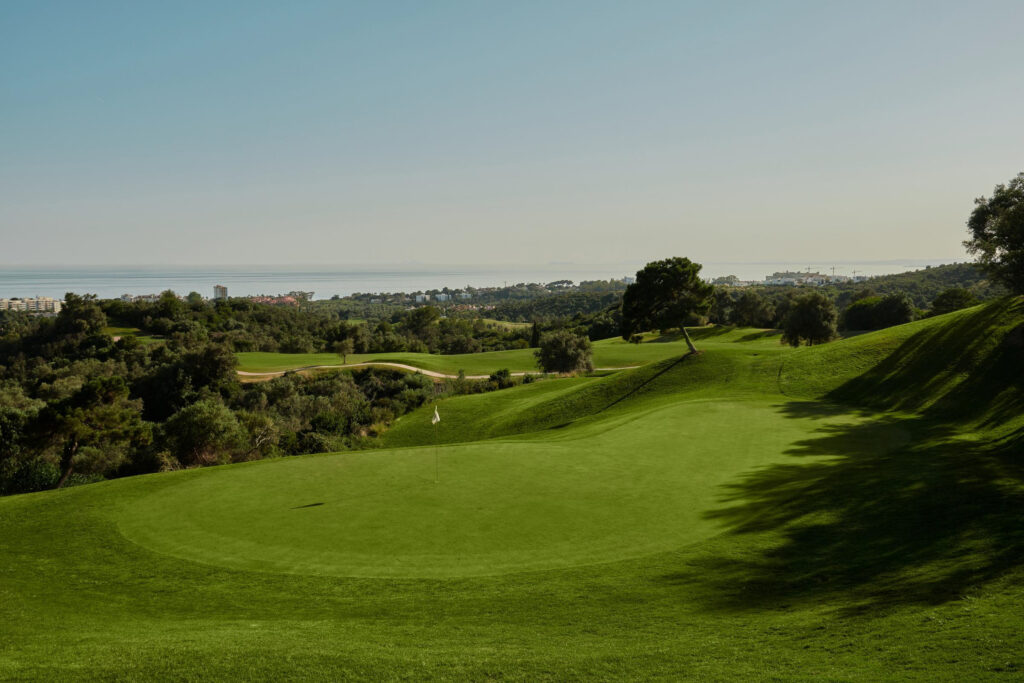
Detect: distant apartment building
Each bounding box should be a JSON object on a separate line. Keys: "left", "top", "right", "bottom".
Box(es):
{"left": 457, "top": 291, "right": 472, "bottom": 300}
{"left": 0, "top": 297, "right": 63, "bottom": 314}
{"left": 434, "top": 293, "right": 450, "bottom": 302}
{"left": 415, "top": 294, "right": 430, "bottom": 303}
{"left": 213, "top": 285, "right": 228, "bottom": 300}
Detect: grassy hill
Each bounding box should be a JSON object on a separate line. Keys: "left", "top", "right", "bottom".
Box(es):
{"left": 2, "top": 299, "right": 1022, "bottom": 679}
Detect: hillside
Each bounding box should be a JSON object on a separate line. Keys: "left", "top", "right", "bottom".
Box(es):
{"left": 1, "top": 298, "right": 1022, "bottom": 679}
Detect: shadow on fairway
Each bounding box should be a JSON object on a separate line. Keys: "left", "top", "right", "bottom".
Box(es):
{"left": 828, "top": 297, "right": 1024, "bottom": 429}
{"left": 662, "top": 297, "right": 1024, "bottom": 613}
{"left": 662, "top": 407, "right": 1024, "bottom": 614}
{"left": 734, "top": 330, "right": 780, "bottom": 343}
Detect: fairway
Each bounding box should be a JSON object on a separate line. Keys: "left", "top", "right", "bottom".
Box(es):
{"left": 233, "top": 328, "right": 779, "bottom": 375}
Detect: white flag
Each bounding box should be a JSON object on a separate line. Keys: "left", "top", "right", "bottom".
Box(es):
{"left": 432, "top": 406, "right": 441, "bottom": 425}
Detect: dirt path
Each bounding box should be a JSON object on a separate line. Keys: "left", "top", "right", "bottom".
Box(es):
{"left": 237, "top": 362, "right": 638, "bottom": 381}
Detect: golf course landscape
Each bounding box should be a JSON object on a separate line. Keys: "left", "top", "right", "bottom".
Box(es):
{"left": 2, "top": 297, "right": 1022, "bottom": 679}
{"left": 233, "top": 332, "right": 690, "bottom": 377}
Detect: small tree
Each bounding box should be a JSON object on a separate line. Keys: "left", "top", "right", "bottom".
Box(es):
{"left": 621, "top": 257, "right": 715, "bottom": 354}
{"left": 530, "top": 322, "right": 541, "bottom": 348}
{"left": 333, "top": 338, "right": 355, "bottom": 365}
{"left": 535, "top": 330, "right": 594, "bottom": 374}
{"left": 782, "top": 292, "right": 838, "bottom": 347}
{"left": 965, "top": 172, "right": 1024, "bottom": 295}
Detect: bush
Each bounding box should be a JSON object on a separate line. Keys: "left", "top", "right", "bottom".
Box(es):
{"left": 489, "top": 368, "right": 515, "bottom": 389}
{"left": 0, "top": 457, "right": 59, "bottom": 496}
{"left": 534, "top": 331, "right": 594, "bottom": 374}
{"left": 841, "top": 293, "right": 915, "bottom": 331}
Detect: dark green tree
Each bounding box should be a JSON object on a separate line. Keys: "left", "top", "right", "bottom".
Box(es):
{"left": 530, "top": 322, "right": 541, "bottom": 348}
{"left": 842, "top": 296, "right": 882, "bottom": 330}
{"left": 731, "top": 290, "right": 776, "bottom": 328}
{"left": 162, "top": 399, "right": 246, "bottom": 467}
{"left": 157, "top": 290, "right": 185, "bottom": 319}
{"left": 405, "top": 306, "right": 441, "bottom": 334}
{"left": 842, "top": 293, "right": 915, "bottom": 330}
{"left": 873, "top": 293, "right": 916, "bottom": 328}
{"left": 620, "top": 257, "right": 715, "bottom": 354}
{"left": 965, "top": 172, "right": 1024, "bottom": 294}
{"left": 534, "top": 330, "right": 594, "bottom": 374}
{"left": 782, "top": 292, "right": 838, "bottom": 347}
{"left": 930, "top": 287, "right": 979, "bottom": 316}
{"left": 36, "top": 377, "right": 150, "bottom": 488}
{"left": 55, "top": 293, "right": 107, "bottom": 338}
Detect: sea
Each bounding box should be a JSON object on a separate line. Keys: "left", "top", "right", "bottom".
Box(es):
{"left": 0, "top": 260, "right": 962, "bottom": 300}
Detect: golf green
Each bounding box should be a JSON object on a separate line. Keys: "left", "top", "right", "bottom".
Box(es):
{"left": 116, "top": 399, "right": 899, "bottom": 578}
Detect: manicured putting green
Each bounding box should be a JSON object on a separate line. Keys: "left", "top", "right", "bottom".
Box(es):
{"left": 116, "top": 398, "right": 901, "bottom": 578}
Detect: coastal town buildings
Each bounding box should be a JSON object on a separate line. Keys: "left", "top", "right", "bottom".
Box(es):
{"left": 0, "top": 296, "right": 63, "bottom": 313}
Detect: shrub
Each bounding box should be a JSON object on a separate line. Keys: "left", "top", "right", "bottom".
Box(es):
{"left": 535, "top": 331, "right": 594, "bottom": 374}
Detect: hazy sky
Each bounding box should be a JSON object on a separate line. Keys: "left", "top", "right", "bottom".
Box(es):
{"left": 2, "top": 1, "right": 1022, "bottom": 267}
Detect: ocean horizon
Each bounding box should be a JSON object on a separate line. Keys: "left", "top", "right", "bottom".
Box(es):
{"left": 0, "top": 259, "right": 966, "bottom": 300}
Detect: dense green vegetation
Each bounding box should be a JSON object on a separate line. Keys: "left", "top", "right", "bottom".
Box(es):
{"left": 2, "top": 297, "right": 1021, "bottom": 678}
{"left": 0, "top": 296, "right": 521, "bottom": 495}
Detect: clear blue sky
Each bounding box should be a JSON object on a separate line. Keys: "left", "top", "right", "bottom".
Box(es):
{"left": 2, "top": 1, "right": 1022, "bottom": 266}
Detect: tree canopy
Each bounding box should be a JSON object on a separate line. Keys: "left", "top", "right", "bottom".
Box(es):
{"left": 965, "top": 172, "right": 1024, "bottom": 295}
{"left": 620, "top": 257, "right": 715, "bottom": 354}
{"left": 782, "top": 292, "right": 838, "bottom": 347}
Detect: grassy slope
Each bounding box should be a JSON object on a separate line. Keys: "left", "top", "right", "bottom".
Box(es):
{"left": 3, "top": 301, "right": 1024, "bottom": 679}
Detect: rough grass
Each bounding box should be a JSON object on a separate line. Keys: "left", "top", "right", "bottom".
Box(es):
{"left": 3, "top": 300, "right": 1023, "bottom": 680}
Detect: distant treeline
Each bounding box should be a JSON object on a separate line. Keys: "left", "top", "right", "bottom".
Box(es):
{"left": 708, "top": 263, "right": 1000, "bottom": 331}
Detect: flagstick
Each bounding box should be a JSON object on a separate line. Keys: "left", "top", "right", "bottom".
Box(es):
{"left": 432, "top": 403, "right": 439, "bottom": 484}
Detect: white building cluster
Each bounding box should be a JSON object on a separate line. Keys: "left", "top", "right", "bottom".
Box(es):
{"left": 762, "top": 271, "right": 869, "bottom": 286}
{"left": 0, "top": 296, "right": 63, "bottom": 313}
{"left": 119, "top": 293, "right": 163, "bottom": 303}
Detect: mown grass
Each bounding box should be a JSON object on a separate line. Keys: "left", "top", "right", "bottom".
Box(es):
{"left": 3, "top": 300, "right": 1023, "bottom": 679}
{"left": 102, "top": 325, "right": 163, "bottom": 345}
{"left": 235, "top": 327, "right": 782, "bottom": 374}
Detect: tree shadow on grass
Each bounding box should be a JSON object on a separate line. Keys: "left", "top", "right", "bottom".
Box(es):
{"left": 734, "top": 330, "right": 781, "bottom": 343}
{"left": 661, "top": 404, "right": 1024, "bottom": 614}
{"left": 660, "top": 298, "right": 1024, "bottom": 614}
{"left": 829, "top": 297, "right": 1024, "bottom": 430}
